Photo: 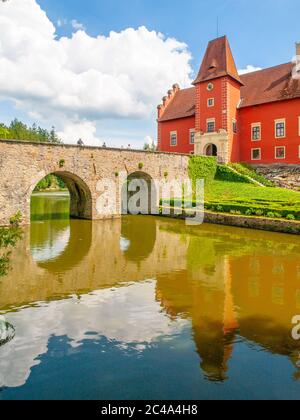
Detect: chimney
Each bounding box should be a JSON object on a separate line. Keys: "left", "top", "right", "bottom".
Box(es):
{"left": 296, "top": 42, "right": 300, "bottom": 58}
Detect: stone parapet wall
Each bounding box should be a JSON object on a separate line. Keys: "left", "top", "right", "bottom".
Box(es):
{"left": 0, "top": 140, "right": 190, "bottom": 225}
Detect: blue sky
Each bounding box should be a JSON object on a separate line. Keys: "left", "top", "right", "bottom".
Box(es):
{"left": 39, "top": 0, "right": 299, "bottom": 71}
{"left": 1, "top": 0, "right": 299, "bottom": 148}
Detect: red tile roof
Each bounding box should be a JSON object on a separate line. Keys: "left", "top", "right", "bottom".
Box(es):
{"left": 193, "top": 36, "right": 243, "bottom": 85}
{"left": 159, "top": 62, "right": 300, "bottom": 121}
{"left": 240, "top": 62, "right": 300, "bottom": 108}
{"left": 158, "top": 87, "right": 195, "bottom": 122}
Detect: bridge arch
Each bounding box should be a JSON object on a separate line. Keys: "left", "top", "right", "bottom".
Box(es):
{"left": 30, "top": 171, "right": 93, "bottom": 220}
{"left": 122, "top": 171, "right": 157, "bottom": 215}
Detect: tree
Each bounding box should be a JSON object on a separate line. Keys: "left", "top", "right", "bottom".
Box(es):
{"left": 143, "top": 142, "right": 157, "bottom": 152}
{"left": 0, "top": 125, "right": 9, "bottom": 139}
{"left": 0, "top": 213, "right": 22, "bottom": 279}
{"left": 0, "top": 119, "right": 62, "bottom": 143}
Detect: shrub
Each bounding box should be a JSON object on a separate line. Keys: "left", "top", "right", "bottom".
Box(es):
{"left": 59, "top": 159, "right": 65, "bottom": 168}
{"left": 267, "top": 212, "right": 275, "bottom": 219}
{"left": 9, "top": 211, "right": 22, "bottom": 227}
{"left": 216, "top": 165, "right": 252, "bottom": 183}
{"left": 188, "top": 156, "right": 217, "bottom": 185}
{"left": 286, "top": 214, "right": 296, "bottom": 221}
{"left": 255, "top": 209, "right": 264, "bottom": 217}
{"left": 229, "top": 163, "right": 275, "bottom": 187}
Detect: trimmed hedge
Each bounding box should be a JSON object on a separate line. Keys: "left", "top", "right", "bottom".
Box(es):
{"left": 216, "top": 165, "right": 252, "bottom": 183}
{"left": 229, "top": 163, "right": 275, "bottom": 187}
{"left": 188, "top": 156, "right": 217, "bottom": 185}
{"left": 205, "top": 201, "right": 300, "bottom": 220}
{"left": 162, "top": 198, "right": 300, "bottom": 221}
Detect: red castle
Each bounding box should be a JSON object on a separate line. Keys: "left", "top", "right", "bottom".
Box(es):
{"left": 157, "top": 36, "right": 300, "bottom": 164}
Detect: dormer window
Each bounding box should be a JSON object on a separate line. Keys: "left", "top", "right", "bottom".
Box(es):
{"left": 208, "top": 59, "right": 217, "bottom": 71}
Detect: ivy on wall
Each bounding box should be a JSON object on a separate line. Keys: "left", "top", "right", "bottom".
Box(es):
{"left": 188, "top": 156, "right": 217, "bottom": 186}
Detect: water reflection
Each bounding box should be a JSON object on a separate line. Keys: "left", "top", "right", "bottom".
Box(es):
{"left": 31, "top": 220, "right": 92, "bottom": 274}
{"left": 121, "top": 216, "right": 156, "bottom": 261}
{"left": 31, "top": 192, "right": 70, "bottom": 222}
{"left": 1, "top": 195, "right": 300, "bottom": 398}
{"left": 0, "top": 317, "right": 15, "bottom": 348}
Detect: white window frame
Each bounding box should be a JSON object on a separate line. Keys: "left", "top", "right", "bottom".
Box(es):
{"left": 298, "top": 116, "right": 300, "bottom": 136}
{"left": 275, "top": 119, "right": 286, "bottom": 139}
{"left": 207, "top": 98, "right": 215, "bottom": 107}
{"left": 251, "top": 148, "right": 261, "bottom": 161}
{"left": 298, "top": 145, "right": 300, "bottom": 158}
{"left": 251, "top": 123, "right": 261, "bottom": 141}
{"left": 189, "top": 129, "right": 196, "bottom": 145}
{"left": 206, "top": 118, "right": 216, "bottom": 133}
{"left": 170, "top": 131, "right": 177, "bottom": 147}
{"left": 275, "top": 146, "right": 286, "bottom": 160}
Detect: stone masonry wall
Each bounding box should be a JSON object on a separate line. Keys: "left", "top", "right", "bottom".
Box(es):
{"left": 0, "top": 140, "right": 190, "bottom": 225}
{"left": 254, "top": 165, "right": 300, "bottom": 191}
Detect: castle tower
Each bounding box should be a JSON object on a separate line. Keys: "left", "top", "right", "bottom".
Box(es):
{"left": 193, "top": 36, "right": 243, "bottom": 163}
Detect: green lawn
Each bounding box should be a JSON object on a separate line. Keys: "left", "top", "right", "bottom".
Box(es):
{"left": 206, "top": 180, "right": 300, "bottom": 203}
{"left": 203, "top": 180, "right": 300, "bottom": 220}
{"left": 165, "top": 177, "right": 300, "bottom": 220}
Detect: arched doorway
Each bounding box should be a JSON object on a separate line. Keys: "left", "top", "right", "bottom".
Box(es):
{"left": 30, "top": 172, "right": 92, "bottom": 221}
{"left": 122, "top": 171, "right": 156, "bottom": 215}
{"left": 205, "top": 144, "right": 218, "bottom": 157}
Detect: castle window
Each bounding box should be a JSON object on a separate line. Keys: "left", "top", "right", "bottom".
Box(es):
{"left": 207, "top": 119, "right": 215, "bottom": 133}
{"left": 275, "top": 119, "right": 286, "bottom": 138}
{"left": 170, "top": 131, "right": 177, "bottom": 146}
{"left": 190, "top": 129, "right": 195, "bottom": 145}
{"left": 275, "top": 146, "right": 286, "bottom": 159}
{"left": 207, "top": 98, "right": 214, "bottom": 107}
{"left": 252, "top": 123, "right": 261, "bottom": 141}
{"left": 233, "top": 119, "right": 237, "bottom": 134}
{"left": 251, "top": 148, "right": 261, "bottom": 161}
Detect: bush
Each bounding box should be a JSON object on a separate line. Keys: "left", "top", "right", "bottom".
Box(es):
{"left": 188, "top": 156, "right": 217, "bottom": 185}
{"left": 286, "top": 214, "right": 296, "bottom": 221}
{"left": 255, "top": 209, "right": 264, "bottom": 217}
{"left": 229, "top": 163, "right": 275, "bottom": 187}
{"left": 216, "top": 165, "right": 252, "bottom": 183}
{"left": 59, "top": 159, "right": 65, "bottom": 168}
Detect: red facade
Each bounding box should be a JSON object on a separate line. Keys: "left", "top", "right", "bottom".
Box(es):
{"left": 157, "top": 36, "right": 300, "bottom": 165}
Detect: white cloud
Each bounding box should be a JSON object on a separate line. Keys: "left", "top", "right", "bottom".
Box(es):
{"left": 238, "top": 65, "right": 263, "bottom": 75}
{"left": 71, "top": 19, "right": 86, "bottom": 31}
{"left": 0, "top": 281, "right": 187, "bottom": 388}
{"left": 57, "top": 120, "right": 102, "bottom": 146}
{"left": 0, "top": 0, "right": 193, "bottom": 145}
{"left": 144, "top": 135, "right": 155, "bottom": 147}
{"left": 56, "top": 18, "right": 68, "bottom": 28}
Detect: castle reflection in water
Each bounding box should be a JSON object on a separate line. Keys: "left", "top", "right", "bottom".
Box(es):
{"left": 1, "top": 213, "right": 300, "bottom": 388}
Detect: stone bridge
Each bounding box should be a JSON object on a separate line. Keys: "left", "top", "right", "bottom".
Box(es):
{"left": 0, "top": 140, "right": 190, "bottom": 225}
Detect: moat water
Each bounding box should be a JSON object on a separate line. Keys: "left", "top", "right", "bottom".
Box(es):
{"left": 1, "top": 192, "right": 300, "bottom": 400}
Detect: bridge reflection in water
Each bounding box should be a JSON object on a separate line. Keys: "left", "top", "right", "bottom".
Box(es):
{"left": 1, "top": 198, "right": 300, "bottom": 397}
